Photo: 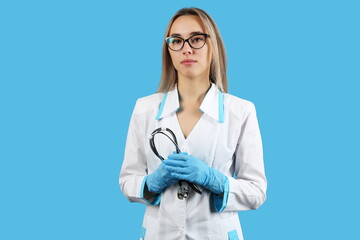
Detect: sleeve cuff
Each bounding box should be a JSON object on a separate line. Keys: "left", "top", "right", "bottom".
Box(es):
{"left": 140, "top": 176, "right": 161, "bottom": 206}
{"left": 213, "top": 176, "right": 229, "bottom": 212}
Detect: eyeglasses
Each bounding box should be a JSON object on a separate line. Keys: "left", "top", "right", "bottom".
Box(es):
{"left": 165, "top": 33, "right": 210, "bottom": 51}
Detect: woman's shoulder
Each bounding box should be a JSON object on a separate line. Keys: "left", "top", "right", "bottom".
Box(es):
{"left": 132, "top": 92, "right": 164, "bottom": 116}
{"left": 223, "top": 92, "right": 257, "bottom": 116}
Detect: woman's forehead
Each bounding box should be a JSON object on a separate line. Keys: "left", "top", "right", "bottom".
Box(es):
{"left": 169, "top": 15, "right": 206, "bottom": 37}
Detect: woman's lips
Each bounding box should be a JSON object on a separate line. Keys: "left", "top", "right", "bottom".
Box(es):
{"left": 181, "top": 59, "right": 197, "bottom": 65}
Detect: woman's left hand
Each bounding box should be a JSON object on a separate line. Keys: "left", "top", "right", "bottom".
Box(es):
{"left": 163, "top": 153, "right": 227, "bottom": 194}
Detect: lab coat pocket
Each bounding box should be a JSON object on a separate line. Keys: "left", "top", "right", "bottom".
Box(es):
{"left": 141, "top": 206, "right": 159, "bottom": 239}
{"left": 228, "top": 229, "right": 239, "bottom": 240}
{"left": 224, "top": 214, "right": 243, "bottom": 240}
{"left": 210, "top": 212, "right": 243, "bottom": 240}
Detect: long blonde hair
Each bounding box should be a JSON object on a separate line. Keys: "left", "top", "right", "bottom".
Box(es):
{"left": 157, "top": 8, "right": 228, "bottom": 93}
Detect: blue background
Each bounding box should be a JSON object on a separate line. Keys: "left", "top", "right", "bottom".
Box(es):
{"left": 1, "top": 0, "right": 359, "bottom": 239}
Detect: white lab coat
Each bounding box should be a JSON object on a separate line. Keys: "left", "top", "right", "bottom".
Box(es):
{"left": 119, "top": 83, "right": 267, "bottom": 240}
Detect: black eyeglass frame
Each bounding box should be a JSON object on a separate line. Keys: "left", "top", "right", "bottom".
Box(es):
{"left": 165, "top": 33, "right": 210, "bottom": 51}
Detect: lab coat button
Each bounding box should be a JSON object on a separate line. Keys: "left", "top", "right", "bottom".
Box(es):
{"left": 177, "top": 226, "right": 184, "bottom": 235}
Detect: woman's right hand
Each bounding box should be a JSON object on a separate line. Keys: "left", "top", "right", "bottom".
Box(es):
{"left": 145, "top": 162, "right": 179, "bottom": 193}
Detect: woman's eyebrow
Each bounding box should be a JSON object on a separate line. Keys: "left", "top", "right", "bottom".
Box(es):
{"left": 170, "top": 31, "right": 205, "bottom": 37}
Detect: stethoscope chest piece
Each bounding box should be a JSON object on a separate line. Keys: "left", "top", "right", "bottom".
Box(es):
{"left": 177, "top": 185, "right": 189, "bottom": 200}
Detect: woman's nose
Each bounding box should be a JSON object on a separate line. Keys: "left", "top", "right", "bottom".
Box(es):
{"left": 182, "top": 41, "right": 193, "bottom": 55}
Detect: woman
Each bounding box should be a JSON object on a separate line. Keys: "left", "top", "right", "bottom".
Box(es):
{"left": 119, "top": 7, "right": 267, "bottom": 240}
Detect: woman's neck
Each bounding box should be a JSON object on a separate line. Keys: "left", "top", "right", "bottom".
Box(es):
{"left": 177, "top": 77, "right": 211, "bottom": 104}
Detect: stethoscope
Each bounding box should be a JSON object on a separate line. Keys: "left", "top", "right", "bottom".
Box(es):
{"left": 149, "top": 127, "right": 202, "bottom": 199}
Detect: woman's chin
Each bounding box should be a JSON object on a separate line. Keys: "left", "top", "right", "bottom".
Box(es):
{"left": 178, "top": 71, "right": 203, "bottom": 80}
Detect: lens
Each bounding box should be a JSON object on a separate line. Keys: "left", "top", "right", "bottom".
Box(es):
{"left": 189, "top": 35, "right": 206, "bottom": 49}
{"left": 166, "top": 37, "right": 184, "bottom": 51}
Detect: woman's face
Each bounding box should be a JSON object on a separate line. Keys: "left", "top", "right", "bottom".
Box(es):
{"left": 168, "top": 15, "right": 212, "bottom": 81}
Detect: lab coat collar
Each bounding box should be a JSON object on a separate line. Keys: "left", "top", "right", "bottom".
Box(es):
{"left": 156, "top": 83, "right": 224, "bottom": 123}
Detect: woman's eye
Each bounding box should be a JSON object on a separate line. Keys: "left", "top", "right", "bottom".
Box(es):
{"left": 168, "top": 38, "right": 182, "bottom": 45}
{"left": 191, "top": 37, "right": 204, "bottom": 43}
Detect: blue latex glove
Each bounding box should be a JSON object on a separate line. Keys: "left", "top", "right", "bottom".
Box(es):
{"left": 163, "top": 153, "right": 227, "bottom": 194}
{"left": 146, "top": 163, "right": 179, "bottom": 193}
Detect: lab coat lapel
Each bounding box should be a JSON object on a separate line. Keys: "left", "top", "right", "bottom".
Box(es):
{"left": 187, "top": 83, "right": 225, "bottom": 166}
{"left": 153, "top": 86, "right": 184, "bottom": 161}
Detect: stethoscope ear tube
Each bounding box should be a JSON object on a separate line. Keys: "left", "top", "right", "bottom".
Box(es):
{"left": 149, "top": 127, "right": 202, "bottom": 196}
